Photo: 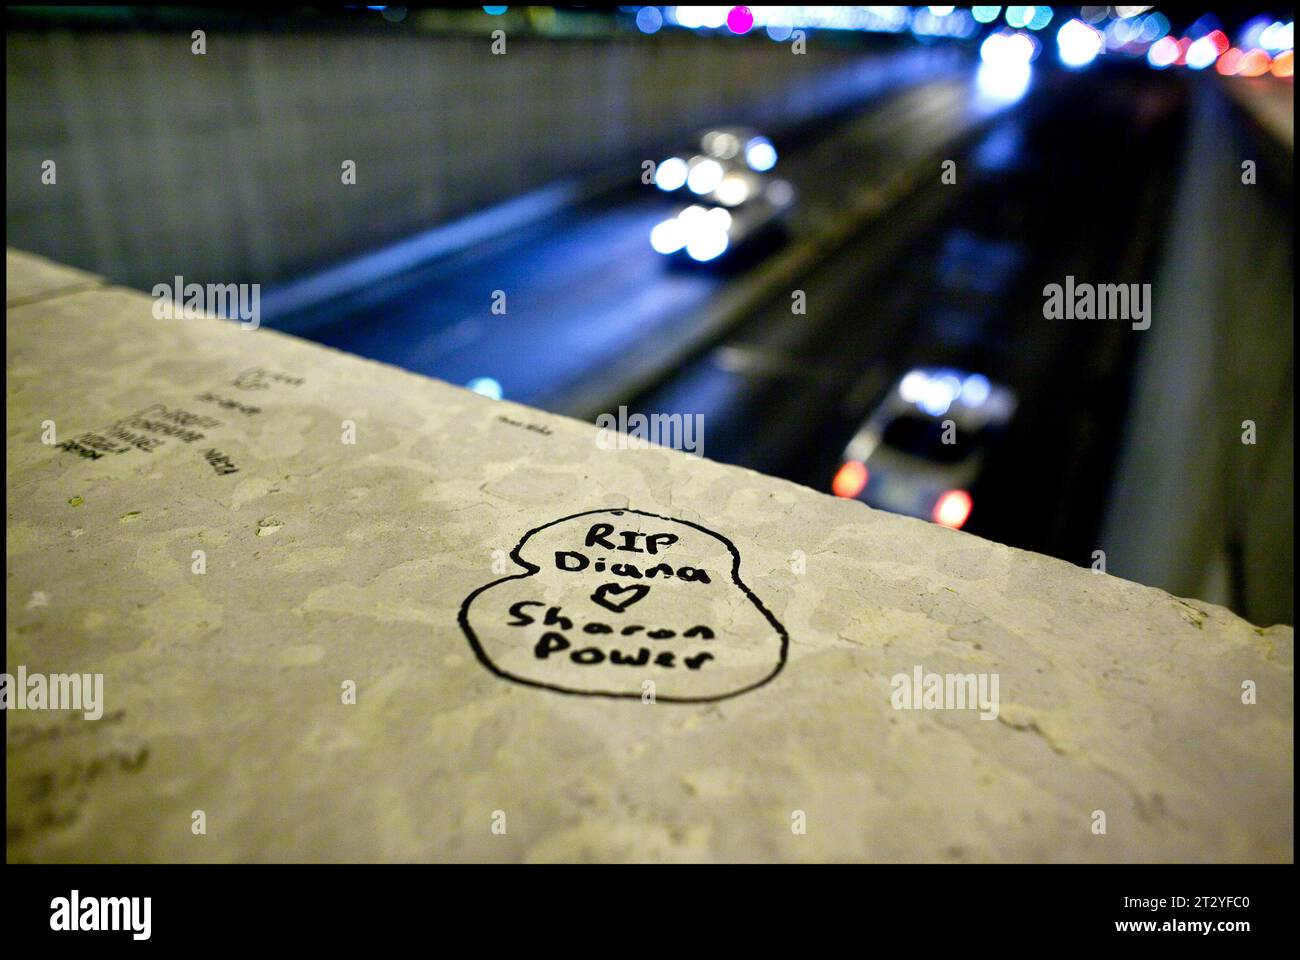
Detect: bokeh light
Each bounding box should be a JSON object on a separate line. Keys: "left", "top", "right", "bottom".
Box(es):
{"left": 1057, "top": 18, "right": 1103, "bottom": 67}
{"left": 727, "top": 6, "right": 754, "bottom": 34}
{"left": 635, "top": 6, "right": 663, "bottom": 34}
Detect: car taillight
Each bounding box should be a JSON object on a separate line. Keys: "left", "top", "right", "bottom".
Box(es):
{"left": 932, "top": 489, "right": 973, "bottom": 529}
{"left": 832, "top": 461, "right": 869, "bottom": 499}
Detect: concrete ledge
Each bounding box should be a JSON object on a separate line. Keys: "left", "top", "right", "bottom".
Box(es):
{"left": 5, "top": 249, "right": 1292, "bottom": 862}
{"left": 5, "top": 248, "right": 104, "bottom": 307}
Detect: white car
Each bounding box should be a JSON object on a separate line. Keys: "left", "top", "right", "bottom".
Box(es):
{"left": 832, "top": 367, "right": 1017, "bottom": 529}
{"left": 648, "top": 126, "right": 793, "bottom": 263}
{"left": 652, "top": 126, "right": 780, "bottom": 198}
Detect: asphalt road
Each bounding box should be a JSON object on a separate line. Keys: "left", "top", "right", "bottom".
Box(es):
{"left": 632, "top": 63, "right": 1188, "bottom": 561}
{"left": 267, "top": 56, "right": 1191, "bottom": 565}
{"left": 263, "top": 52, "right": 1018, "bottom": 411}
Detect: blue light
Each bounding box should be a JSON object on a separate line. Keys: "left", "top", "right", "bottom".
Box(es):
{"left": 1005, "top": 5, "right": 1031, "bottom": 28}
{"left": 766, "top": 21, "right": 793, "bottom": 41}
{"left": 912, "top": 7, "right": 977, "bottom": 37}
{"left": 1105, "top": 18, "right": 1136, "bottom": 51}
{"left": 686, "top": 231, "right": 728, "bottom": 262}
{"left": 1137, "top": 12, "right": 1170, "bottom": 43}
{"left": 483, "top": 6, "right": 508, "bottom": 15}
{"left": 1239, "top": 15, "right": 1273, "bottom": 50}
{"left": 919, "top": 374, "right": 962, "bottom": 417}
{"left": 973, "top": 6, "right": 1001, "bottom": 24}
{"left": 260, "top": 180, "right": 582, "bottom": 324}
{"left": 1261, "top": 21, "right": 1293, "bottom": 53}
{"left": 978, "top": 32, "right": 1035, "bottom": 103}
{"left": 745, "top": 137, "right": 778, "bottom": 172}
{"left": 1186, "top": 14, "right": 1220, "bottom": 41}
{"left": 654, "top": 156, "right": 688, "bottom": 191}
{"left": 961, "top": 374, "right": 991, "bottom": 407}
{"left": 1057, "top": 18, "right": 1102, "bottom": 68}
{"left": 650, "top": 217, "right": 686, "bottom": 254}
{"left": 899, "top": 370, "right": 929, "bottom": 403}
{"left": 976, "top": 63, "right": 1031, "bottom": 104}
{"left": 920, "top": 398, "right": 951, "bottom": 417}
{"left": 981, "top": 31, "right": 1034, "bottom": 66}
{"left": 1185, "top": 36, "right": 1218, "bottom": 70}
{"left": 467, "top": 377, "right": 504, "bottom": 400}
{"left": 687, "top": 158, "right": 725, "bottom": 195}
{"left": 635, "top": 6, "right": 663, "bottom": 34}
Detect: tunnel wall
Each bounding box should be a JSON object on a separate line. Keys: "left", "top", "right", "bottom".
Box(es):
{"left": 1100, "top": 80, "right": 1293, "bottom": 627}
{"left": 5, "top": 28, "right": 930, "bottom": 291}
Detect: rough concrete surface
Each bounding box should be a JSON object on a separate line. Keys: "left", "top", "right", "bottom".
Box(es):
{"left": 5, "top": 248, "right": 1292, "bottom": 863}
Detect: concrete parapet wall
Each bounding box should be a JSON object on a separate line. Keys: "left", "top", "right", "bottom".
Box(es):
{"left": 5, "top": 248, "right": 1292, "bottom": 862}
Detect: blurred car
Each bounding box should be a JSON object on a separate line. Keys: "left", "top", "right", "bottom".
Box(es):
{"left": 648, "top": 125, "right": 794, "bottom": 263}
{"left": 652, "top": 126, "right": 780, "bottom": 196}
{"left": 831, "top": 367, "right": 1018, "bottom": 529}
{"left": 648, "top": 188, "right": 794, "bottom": 263}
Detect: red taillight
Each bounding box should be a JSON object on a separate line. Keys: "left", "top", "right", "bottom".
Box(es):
{"left": 1239, "top": 48, "right": 1272, "bottom": 77}
{"left": 933, "top": 489, "right": 973, "bottom": 529}
{"left": 1217, "top": 47, "right": 1244, "bottom": 75}
{"left": 832, "top": 461, "right": 869, "bottom": 499}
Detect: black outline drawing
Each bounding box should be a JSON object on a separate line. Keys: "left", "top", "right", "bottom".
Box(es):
{"left": 458, "top": 508, "right": 789, "bottom": 703}
{"left": 590, "top": 582, "right": 650, "bottom": 613}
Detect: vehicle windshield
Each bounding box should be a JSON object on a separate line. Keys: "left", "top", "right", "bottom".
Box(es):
{"left": 882, "top": 414, "right": 980, "bottom": 463}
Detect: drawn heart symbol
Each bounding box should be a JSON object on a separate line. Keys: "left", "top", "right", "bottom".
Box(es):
{"left": 591, "top": 582, "right": 650, "bottom": 614}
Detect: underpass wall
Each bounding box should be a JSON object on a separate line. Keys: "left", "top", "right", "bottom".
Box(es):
{"left": 5, "top": 27, "right": 941, "bottom": 290}
{"left": 1100, "top": 79, "right": 1293, "bottom": 626}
